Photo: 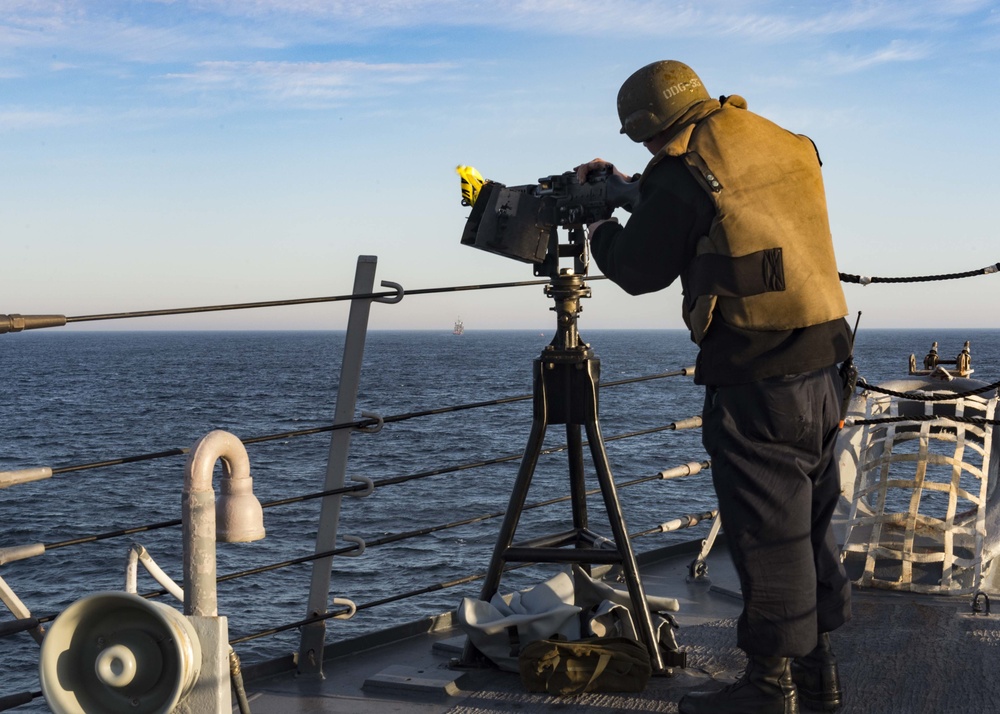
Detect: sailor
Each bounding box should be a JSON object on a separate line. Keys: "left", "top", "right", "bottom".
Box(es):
{"left": 577, "top": 60, "right": 852, "bottom": 713}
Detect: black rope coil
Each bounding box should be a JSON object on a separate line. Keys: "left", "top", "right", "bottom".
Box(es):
{"left": 839, "top": 262, "right": 1000, "bottom": 285}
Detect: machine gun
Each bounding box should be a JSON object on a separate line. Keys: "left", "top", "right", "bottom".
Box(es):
{"left": 458, "top": 165, "right": 639, "bottom": 278}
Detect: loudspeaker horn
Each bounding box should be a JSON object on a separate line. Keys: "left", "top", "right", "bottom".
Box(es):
{"left": 39, "top": 591, "right": 201, "bottom": 714}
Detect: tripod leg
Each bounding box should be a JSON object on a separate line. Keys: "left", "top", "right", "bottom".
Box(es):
{"left": 460, "top": 399, "right": 549, "bottom": 668}
{"left": 585, "top": 417, "right": 667, "bottom": 673}
{"left": 475, "top": 413, "right": 548, "bottom": 602}
{"left": 566, "top": 424, "right": 589, "bottom": 534}
{"left": 566, "top": 423, "right": 592, "bottom": 577}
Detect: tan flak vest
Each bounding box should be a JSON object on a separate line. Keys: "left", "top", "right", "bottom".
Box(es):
{"left": 653, "top": 96, "right": 848, "bottom": 344}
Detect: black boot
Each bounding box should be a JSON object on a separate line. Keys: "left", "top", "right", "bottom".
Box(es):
{"left": 678, "top": 654, "right": 799, "bottom": 714}
{"left": 791, "top": 633, "right": 842, "bottom": 712}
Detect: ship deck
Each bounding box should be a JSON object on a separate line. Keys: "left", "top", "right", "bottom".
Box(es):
{"left": 240, "top": 539, "right": 1000, "bottom": 714}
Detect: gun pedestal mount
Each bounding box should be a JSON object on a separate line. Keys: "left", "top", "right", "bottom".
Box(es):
{"left": 461, "top": 267, "right": 668, "bottom": 674}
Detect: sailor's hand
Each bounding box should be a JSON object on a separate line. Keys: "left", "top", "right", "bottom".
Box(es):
{"left": 586, "top": 218, "right": 619, "bottom": 240}
{"left": 574, "top": 159, "right": 631, "bottom": 184}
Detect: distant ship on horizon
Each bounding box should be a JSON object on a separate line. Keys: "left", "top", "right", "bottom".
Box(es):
{"left": 453, "top": 317, "right": 464, "bottom": 335}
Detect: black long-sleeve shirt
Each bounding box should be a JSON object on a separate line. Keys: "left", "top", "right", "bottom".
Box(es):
{"left": 590, "top": 154, "right": 851, "bottom": 386}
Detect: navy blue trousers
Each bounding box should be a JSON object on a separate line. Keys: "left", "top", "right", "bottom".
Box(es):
{"left": 702, "top": 364, "right": 852, "bottom": 657}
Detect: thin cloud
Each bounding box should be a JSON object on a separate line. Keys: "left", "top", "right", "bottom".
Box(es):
{"left": 0, "top": 108, "right": 80, "bottom": 130}
{"left": 0, "top": 3, "right": 282, "bottom": 61}
{"left": 164, "top": 59, "right": 456, "bottom": 105}
{"left": 2, "top": 1, "right": 994, "bottom": 62}
{"left": 819, "top": 40, "right": 933, "bottom": 75}
{"left": 183, "top": 0, "right": 996, "bottom": 41}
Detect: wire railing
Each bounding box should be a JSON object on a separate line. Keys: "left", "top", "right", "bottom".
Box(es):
{"left": 1, "top": 384, "right": 708, "bottom": 619}
{"left": 0, "top": 269, "right": 713, "bottom": 711}
{"left": 5, "top": 257, "right": 999, "bottom": 709}
{"left": 0, "top": 276, "right": 607, "bottom": 334}
{"left": 0, "top": 398, "right": 710, "bottom": 709}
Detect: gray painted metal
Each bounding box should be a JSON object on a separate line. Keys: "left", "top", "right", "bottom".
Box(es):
{"left": 297, "top": 255, "right": 379, "bottom": 676}
{"left": 245, "top": 545, "right": 1000, "bottom": 713}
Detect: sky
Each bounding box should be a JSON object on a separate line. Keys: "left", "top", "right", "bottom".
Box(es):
{"left": 3, "top": 0, "right": 1000, "bottom": 332}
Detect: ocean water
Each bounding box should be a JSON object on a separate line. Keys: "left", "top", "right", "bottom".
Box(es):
{"left": 2, "top": 327, "right": 999, "bottom": 707}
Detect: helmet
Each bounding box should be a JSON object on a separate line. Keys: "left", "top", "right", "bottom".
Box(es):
{"left": 617, "top": 60, "right": 711, "bottom": 142}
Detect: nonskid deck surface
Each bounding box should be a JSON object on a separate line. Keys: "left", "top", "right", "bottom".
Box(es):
{"left": 242, "top": 546, "right": 1000, "bottom": 713}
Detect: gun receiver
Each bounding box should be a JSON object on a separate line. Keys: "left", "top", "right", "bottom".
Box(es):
{"left": 460, "top": 167, "right": 638, "bottom": 277}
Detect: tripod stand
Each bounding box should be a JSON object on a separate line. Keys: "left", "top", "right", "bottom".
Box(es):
{"left": 462, "top": 266, "right": 667, "bottom": 673}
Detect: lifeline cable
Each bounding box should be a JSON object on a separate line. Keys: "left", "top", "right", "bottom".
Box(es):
{"left": 31, "top": 449, "right": 707, "bottom": 635}
{"left": 41, "top": 421, "right": 698, "bottom": 551}
{"left": 839, "top": 262, "right": 1000, "bottom": 285}
{"left": 1, "top": 276, "right": 609, "bottom": 332}
{"left": 848, "top": 376, "right": 1000, "bottom": 425}
{"left": 856, "top": 377, "right": 1000, "bottom": 401}
{"left": 4, "top": 260, "right": 997, "bottom": 332}
{"left": 38, "top": 368, "right": 693, "bottom": 477}
{"left": 848, "top": 414, "right": 1000, "bottom": 427}
{"left": 229, "top": 500, "right": 717, "bottom": 646}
